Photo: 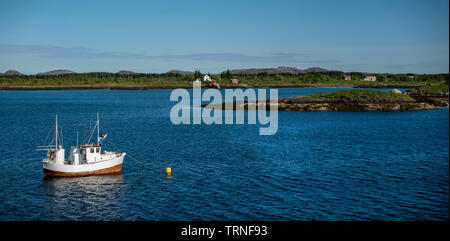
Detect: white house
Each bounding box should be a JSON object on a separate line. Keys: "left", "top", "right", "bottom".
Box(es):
{"left": 203, "top": 74, "right": 211, "bottom": 82}
{"left": 363, "top": 76, "right": 377, "bottom": 81}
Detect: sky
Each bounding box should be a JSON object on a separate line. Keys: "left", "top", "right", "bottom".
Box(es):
{"left": 0, "top": 0, "right": 448, "bottom": 74}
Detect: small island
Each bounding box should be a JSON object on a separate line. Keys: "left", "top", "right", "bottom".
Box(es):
{"left": 203, "top": 87, "right": 449, "bottom": 112}
{"left": 276, "top": 89, "right": 438, "bottom": 111}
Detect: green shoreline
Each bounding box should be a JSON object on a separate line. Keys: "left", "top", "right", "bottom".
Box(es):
{"left": 0, "top": 83, "right": 431, "bottom": 91}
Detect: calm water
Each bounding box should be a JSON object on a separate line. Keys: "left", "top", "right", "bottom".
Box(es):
{"left": 0, "top": 88, "right": 448, "bottom": 220}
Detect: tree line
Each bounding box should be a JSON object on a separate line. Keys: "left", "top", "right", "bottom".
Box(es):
{"left": 0, "top": 71, "right": 448, "bottom": 85}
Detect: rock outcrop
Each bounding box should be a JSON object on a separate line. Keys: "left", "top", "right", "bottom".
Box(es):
{"left": 203, "top": 89, "right": 438, "bottom": 112}
{"left": 405, "top": 86, "right": 449, "bottom": 107}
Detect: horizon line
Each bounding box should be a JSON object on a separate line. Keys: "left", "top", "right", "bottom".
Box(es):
{"left": 1, "top": 68, "right": 449, "bottom": 76}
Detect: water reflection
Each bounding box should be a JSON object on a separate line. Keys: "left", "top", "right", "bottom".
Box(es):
{"left": 164, "top": 176, "right": 173, "bottom": 184}
{"left": 41, "top": 174, "right": 127, "bottom": 220}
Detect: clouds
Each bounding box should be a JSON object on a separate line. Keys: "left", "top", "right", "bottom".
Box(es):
{"left": 0, "top": 44, "right": 144, "bottom": 59}
{"left": 0, "top": 43, "right": 336, "bottom": 64}
{"left": 1, "top": 43, "right": 447, "bottom": 74}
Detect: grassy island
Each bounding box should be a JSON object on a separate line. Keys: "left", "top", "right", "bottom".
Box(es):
{"left": 308, "top": 89, "right": 416, "bottom": 102}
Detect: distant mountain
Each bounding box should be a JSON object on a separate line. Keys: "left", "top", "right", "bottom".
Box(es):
{"left": 227, "top": 66, "right": 332, "bottom": 75}
{"left": 36, "top": 69, "right": 76, "bottom": 75}
{"left": 273, "top": 66, "right": 304, "bottom": 74}
{"left": 2, "top": 70, "right": 24, "bottom": 75}
{"left": 228, "top": 66, "right": 300, "bottom": 75}
{"left": 5, "top": 67, "right": 336, "bottom": 76}
{"left": 116, "top": 70, "right": 136, "bottom": 75}
{"left": 166, "top": 70, "right": 194, "bottom": 75}
{"left": 303, "top": 67, "right": 330, "bottom": 73}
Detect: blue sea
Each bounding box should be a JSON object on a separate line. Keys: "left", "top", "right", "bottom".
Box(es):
{"left": 0, "top": 88, "right": 448, "bottom": 220}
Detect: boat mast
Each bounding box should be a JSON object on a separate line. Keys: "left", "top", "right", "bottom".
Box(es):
{"left": 55, "top": 114, "right": 58, "bottom": 149}
{"left": 97, "top": 112, "right": 100, "bottom": 144}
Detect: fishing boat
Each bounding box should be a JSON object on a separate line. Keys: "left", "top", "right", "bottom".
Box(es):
{"left": 37, "top": 113, "right": 126, "bottom": 177}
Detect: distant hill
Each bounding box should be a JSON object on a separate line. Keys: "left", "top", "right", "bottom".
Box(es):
{"left": 36, "top": 69, "right": 76, "bottom": 75}
{"left": 228, "top": 66, "right": 301, "bottom": 75}
{"left": 116, "top": 70, "right": 136, "bottom": 75}
{"left": 166, "top": 70, "right": 194, "bottom": 75}
{"left": 227, "top": 66, "right": 332, "bottom": 75}
{"left": 2, "top": 67, "right": 339, "bottom": 76}
{"left": 303, "top": 67, "right": 330, "bottom": 73}
{"left": 2, "top": 70, "right": 24, "bottom": 75}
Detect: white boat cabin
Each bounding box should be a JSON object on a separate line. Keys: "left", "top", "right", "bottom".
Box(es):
{"left": 66, "top": 144, "right": 119, "bottom": 165}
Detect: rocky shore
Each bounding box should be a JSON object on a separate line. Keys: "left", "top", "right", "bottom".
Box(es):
{"left": 203, "top": 89, "right": 447, "bottom": 112}
{"left": 276, "top": 93, "right": 436, "bottom": 111}
{"left": 405, "top": 87, "right": 449, "bottom": 107}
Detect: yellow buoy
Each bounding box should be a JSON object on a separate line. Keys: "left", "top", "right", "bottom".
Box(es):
{"left": 165, "top": 167, "right": 172, "bottom": 177}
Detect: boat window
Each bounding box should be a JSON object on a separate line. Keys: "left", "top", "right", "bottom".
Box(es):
{"left": 90, "top": 148, "right": 94, "bottom": 153}
{"left": 96, "top": 148, "right": 100, "bottom": 153}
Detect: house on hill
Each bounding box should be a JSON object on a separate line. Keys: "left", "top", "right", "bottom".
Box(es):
{"left": 343, "top": 75, "right": 351, "bottom": 81}
{"left": 230, "top": 79, "right": 239, "bottom": 84}
{"left": 363, "top": 76, "right": 377, "bottom": 81}
{"left": 203, "top": 74, "right": 211, "bottom": 82}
